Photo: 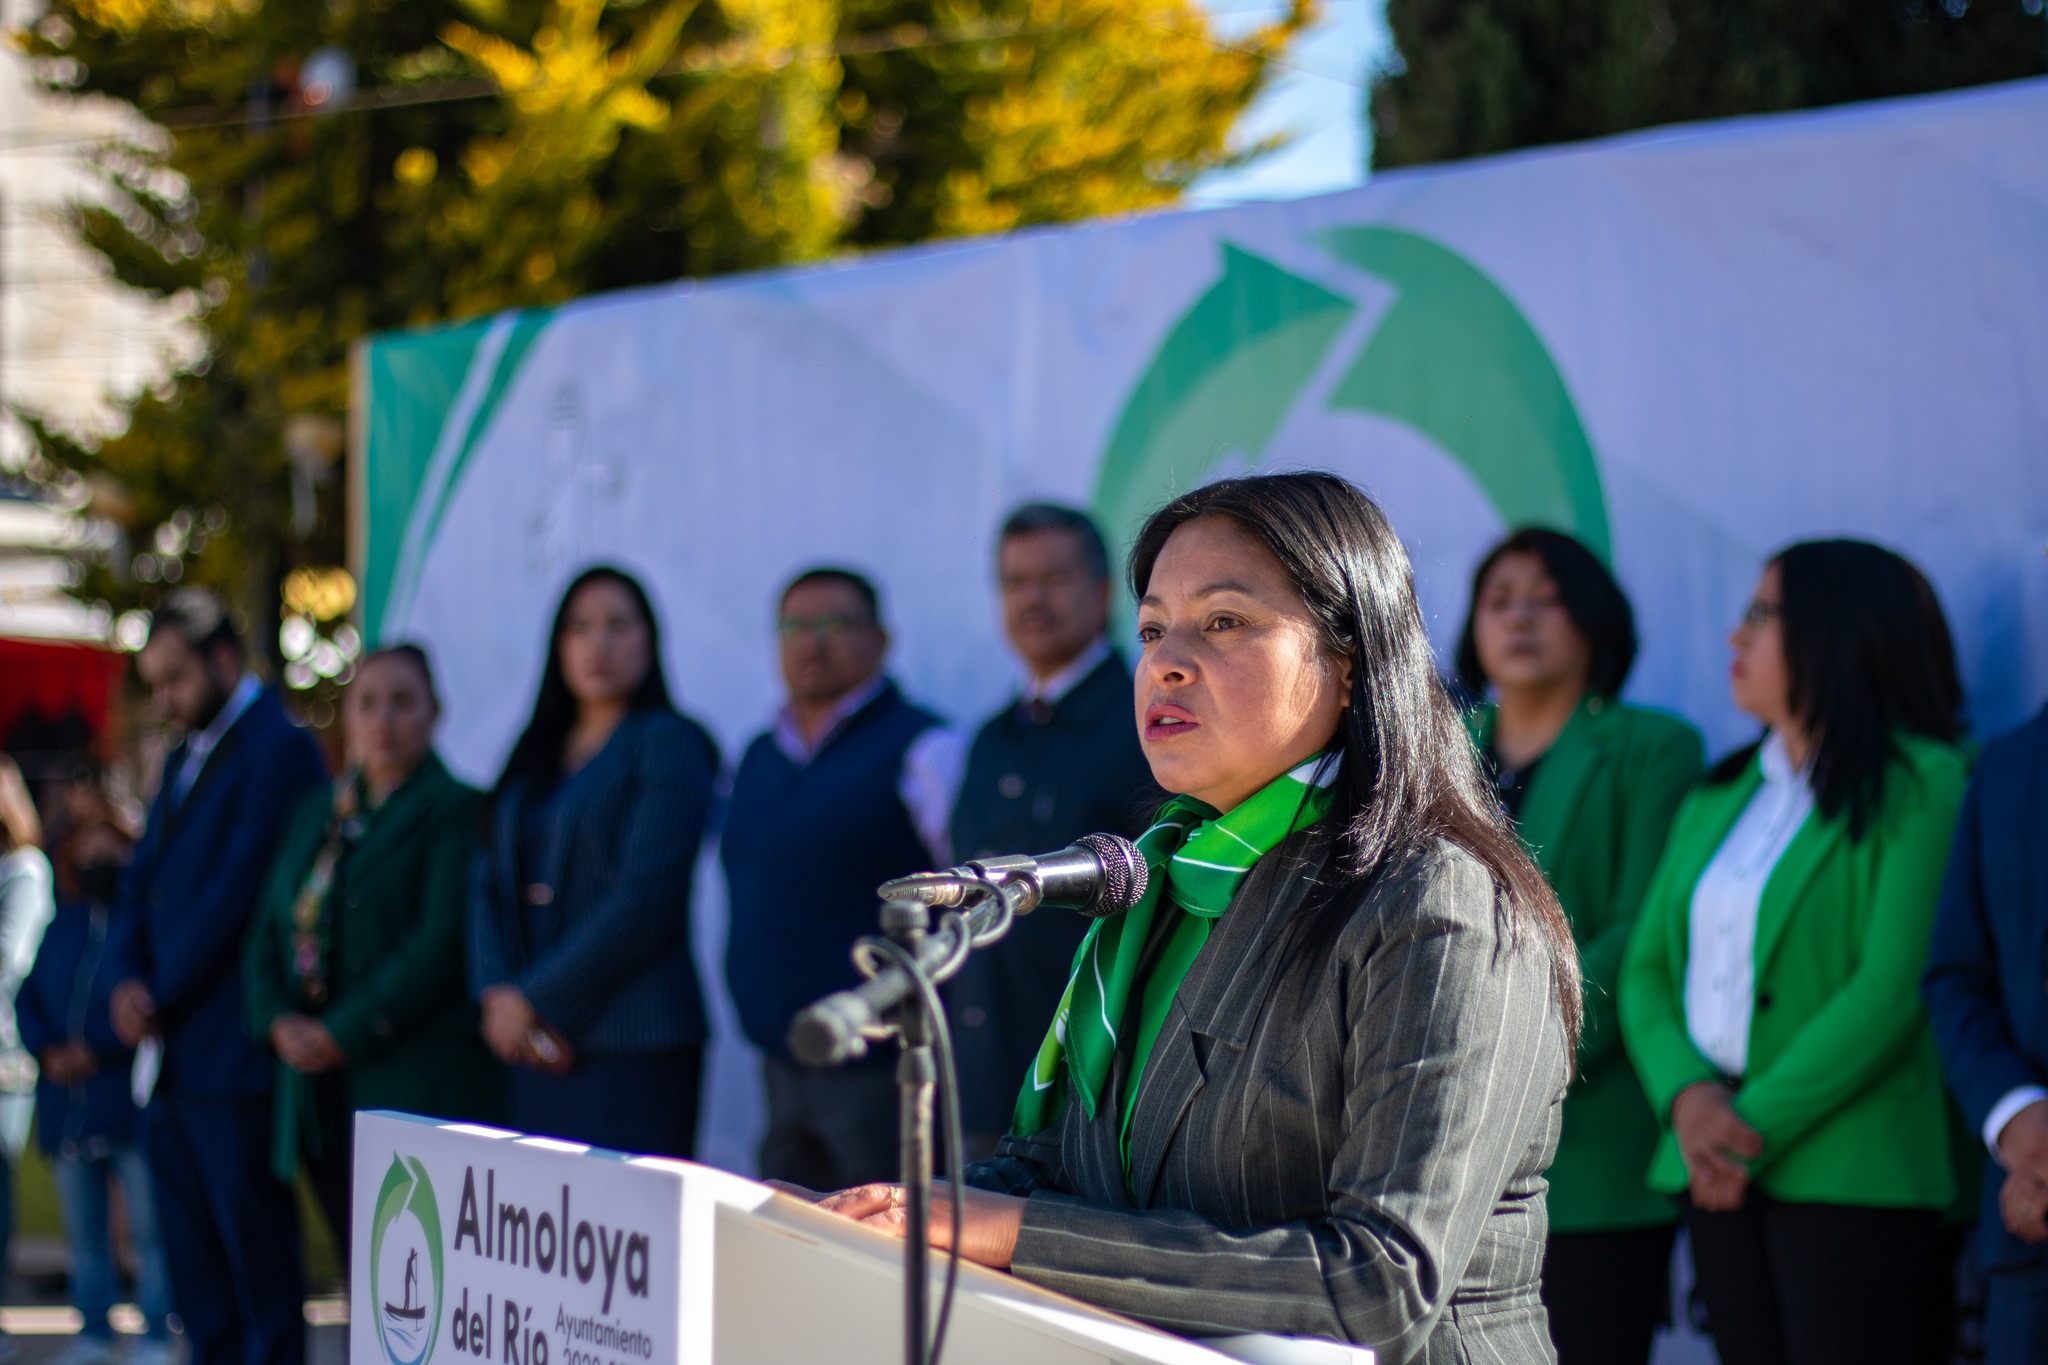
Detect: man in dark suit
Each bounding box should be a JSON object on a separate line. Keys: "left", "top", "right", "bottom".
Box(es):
{"left": 948, "top": 505, "right": 1155, "bottom": 1156}
{"left": 110, "top": 589, "right": 326, "bottom": 1365}
{"left": 1924, "top": 702, "right": 2048, "bottom": 1365}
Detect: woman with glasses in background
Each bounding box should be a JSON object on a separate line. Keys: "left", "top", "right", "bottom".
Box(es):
{"left": 471, "top": 566, "right": 719, "bottom": 1158}
{"left": 1456, "top": 529, "right": 1703, "bottom": 1365}
{"left": 1621, "top": 540, "right": 1969, "bottom": 1365}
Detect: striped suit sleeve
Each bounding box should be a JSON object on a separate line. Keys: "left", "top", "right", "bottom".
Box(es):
{"left": 1006, "top": 852, "right": 1564, "bottom": 1358}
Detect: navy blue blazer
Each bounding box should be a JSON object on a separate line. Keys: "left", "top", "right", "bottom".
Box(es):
{"left": 1924, "top": 704, "right": 2048, "bottom": 1271}
{"left": 112, "top": 687, "right": 327, "bottom": 1099}
{"left": 469, "top": 709, "right": 717, "bottom": 1052}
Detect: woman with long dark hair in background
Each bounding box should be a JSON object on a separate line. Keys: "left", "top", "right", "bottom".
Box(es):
{"left": 820, "top": 472, "right": 1581, "bottom": 1361}
{"left": 470, "top": 566, "right": 719, "bottom": 1158}
{"left": 1456, "top": 529, "right": 1702, "bottom": 1365}
{"left": 1621, "top": 540, "right": 1968, "bottom": 1365}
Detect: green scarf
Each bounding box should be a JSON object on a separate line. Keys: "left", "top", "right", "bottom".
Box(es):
{"left": 1011, "top": 752, "right": 1340, "bottom": 1179}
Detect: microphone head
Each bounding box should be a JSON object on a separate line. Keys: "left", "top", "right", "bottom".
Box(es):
{"left": 1073, "top": 833, "right": 1148, "bottom": 917}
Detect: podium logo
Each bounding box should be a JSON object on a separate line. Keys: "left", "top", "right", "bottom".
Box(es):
{"left": 372, "top": 1155, "right": 446, "bottom": 1365}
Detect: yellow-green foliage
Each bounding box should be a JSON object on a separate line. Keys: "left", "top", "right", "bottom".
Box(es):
{"left": 21, "top": 0, "right": 1305, "bottom": 615}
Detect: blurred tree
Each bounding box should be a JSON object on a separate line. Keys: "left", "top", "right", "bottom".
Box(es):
{"left": 1371, "top": 0, "right": 2048, "bottom": 169}
{"left": 16, "top": 0, "right": 1307, "bottom": 657}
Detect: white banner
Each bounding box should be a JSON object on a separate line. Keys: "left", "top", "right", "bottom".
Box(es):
{"left": 356, "top": 78, "right": 2048, "bottom": 1172}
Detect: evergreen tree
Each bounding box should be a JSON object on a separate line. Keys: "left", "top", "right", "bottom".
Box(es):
{"left": 1371, "top": 0, "right": 2048, "bottom": 170}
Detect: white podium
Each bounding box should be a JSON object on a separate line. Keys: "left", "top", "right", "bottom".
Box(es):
{"left": 351, "top": 1112, "right": 1371, "bottom": 1365}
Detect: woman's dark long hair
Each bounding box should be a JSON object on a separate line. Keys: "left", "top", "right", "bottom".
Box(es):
{"left": 1454, "top": 527, "right": 1638, "bottom": 700}
{"left": 492, "top": 566, "right": 676, "bottom": 806}
{"left": 1707, "top": 539, "right": 1963, "bottom": 840}
{"left": 1129, "top": 473, "right": 1582, "bottom": 1049}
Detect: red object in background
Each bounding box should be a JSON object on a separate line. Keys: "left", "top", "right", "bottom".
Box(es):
{"left": 0, "top": 636, "right": 127, "bottom": 756}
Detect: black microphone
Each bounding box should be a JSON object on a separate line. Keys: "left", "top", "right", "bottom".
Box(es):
{"left": 786, "top": 834, "right": 1149, "bottom": 1067}
{"left": 876, "top": 833, "right": 1149, "bottom": 920}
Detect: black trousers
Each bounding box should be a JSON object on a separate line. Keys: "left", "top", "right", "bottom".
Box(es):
{"left": 758, "top": 1056, "right": 899, "bottom": 1192}
{"left": 1986, "top": 1259, "right": 2048, "bottom": 1365}
{"left": 507, "top": 1045, "right": 703, "bottom": 1159}
{"left": 143, "top": 1095, "right": 306, "bottom": 1365}
{"left": 305, "top": 1076, "right": 353, "bottom": 1272}
{"left": 1542, "top": 1224, "right": 1676, "bottom": 1365}
{"left": 1685, "top": 1193, "right": 1948, "bottom": 1365}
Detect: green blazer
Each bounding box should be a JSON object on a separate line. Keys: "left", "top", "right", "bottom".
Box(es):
{"left": 1620, "top": 734, "right": 1967, "bottom": 1208}
{"left": 246, "top": 753, "right": 502, "bottom": 1177}
{"left": 1469, "top": 697, "right": 1702, "bottom": 1231}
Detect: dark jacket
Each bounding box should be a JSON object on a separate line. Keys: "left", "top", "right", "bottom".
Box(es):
{"left": 246, "top": 754, "right": 501, "bottom": 1174}
{"left": 1924, "top": 705, "right": 2048, "bottom": 1272}
{"left": 19, "top": 896, "right": 136, "bottom": 1157}
{"left": 723, "top": 680, "right": 940, "bottom": 1062}
{"left": 968, "top": 829, "right": 1569, "bottom": 1362}
{"left": 469, "top": 710, "right": 718, "bottom": 1052}
{"left": 113, "top": 687, "right": 327, "bottom": 1098}
{"left": 947, "top": 651, "right": 1158, "bottom": 1134}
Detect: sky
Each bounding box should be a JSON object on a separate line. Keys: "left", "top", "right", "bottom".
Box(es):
{"left": 1190, "top": 0, "right": 1392, "bottom": 204}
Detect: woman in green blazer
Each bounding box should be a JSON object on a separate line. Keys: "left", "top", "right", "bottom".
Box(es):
{"left": 1620, "top": 540, "right": 1968, "bottom": 1365}
{"left": 1456, "top": 528, "right": 1702, "bottom": 1365}
{"left": 245, "top": 645, "right": 502, "bottom": 1256}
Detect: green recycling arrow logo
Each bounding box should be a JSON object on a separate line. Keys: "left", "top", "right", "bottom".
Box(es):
{"left": 1091, "top": 225, "right": 1610, "bottom": 586}
{"left": 371, "top": 1154, "right": 445, "bottom": 1365}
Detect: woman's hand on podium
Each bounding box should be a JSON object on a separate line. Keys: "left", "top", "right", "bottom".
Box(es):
{"left": 817, "top": 1181, "right": 1025, "bottom": 1270}
{"left": 764, "top": 1180, "right": 827, "bottom": 1202}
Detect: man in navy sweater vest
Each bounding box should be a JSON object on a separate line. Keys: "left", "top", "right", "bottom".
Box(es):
{"left": 946, "top": 505, "right": 1156, "bottom": 1156}
{"left": 723, "top": 568, "right": 961, "bottom": 1190}
{"left": 110, "top": 590, "right": 325, "bottom": 1365}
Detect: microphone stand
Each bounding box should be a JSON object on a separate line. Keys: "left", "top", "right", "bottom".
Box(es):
{"left": 788, "top": 837, "right": 1141, "bottom": 1365}
{"left": 802, "top": 882, "right": 1018, "bottom": 1365}
{"left": 880, "top": 897, "right": 937, "bottom": 1365}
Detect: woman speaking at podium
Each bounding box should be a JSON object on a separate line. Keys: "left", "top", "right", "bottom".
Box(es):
{"left": 823, "top": 472, "right": 1580, "bottom": 1362}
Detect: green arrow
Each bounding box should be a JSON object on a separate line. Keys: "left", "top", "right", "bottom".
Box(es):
{"left": 1319, "top": 226, "right": 1610, "bottom": 559}
{"left": 1090, "top": 245, "right": 1355, "bottom": 589}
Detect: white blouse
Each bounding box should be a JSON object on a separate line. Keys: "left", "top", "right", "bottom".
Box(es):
{"left": 1684, "top": 733, "right": 1814, "bottom": 1078}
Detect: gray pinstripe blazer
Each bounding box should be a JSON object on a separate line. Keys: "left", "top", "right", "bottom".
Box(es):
{"left": 965, "top": 827, "right": 1570, "bottom": 1364}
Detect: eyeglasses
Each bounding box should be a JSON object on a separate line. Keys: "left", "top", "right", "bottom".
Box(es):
{"left": 1739, "top": 600, "right": 1781, "bottom": 630}
{"left": 777, "top": 614, "right": 872, "bottom": 640}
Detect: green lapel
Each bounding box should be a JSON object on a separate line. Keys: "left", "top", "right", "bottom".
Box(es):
{"left": 1750, "top": 801, "right": 1841, "bottom": 977}
{"left": 345, "top": 753, "right": 450, "bottom": 873}
{"left": 1651, "top": 746, "right": 1836, "bottom": 982}
{"left": 1513, "top": 698, "right": 1614, "bottom": 876}
{"left": 1657, "top": 757, "right": 1767, "bottom": 972}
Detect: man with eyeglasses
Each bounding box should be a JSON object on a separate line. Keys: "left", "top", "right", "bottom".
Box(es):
{"left": 722, "top": 567, "right": 963, "bottom": 1191}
